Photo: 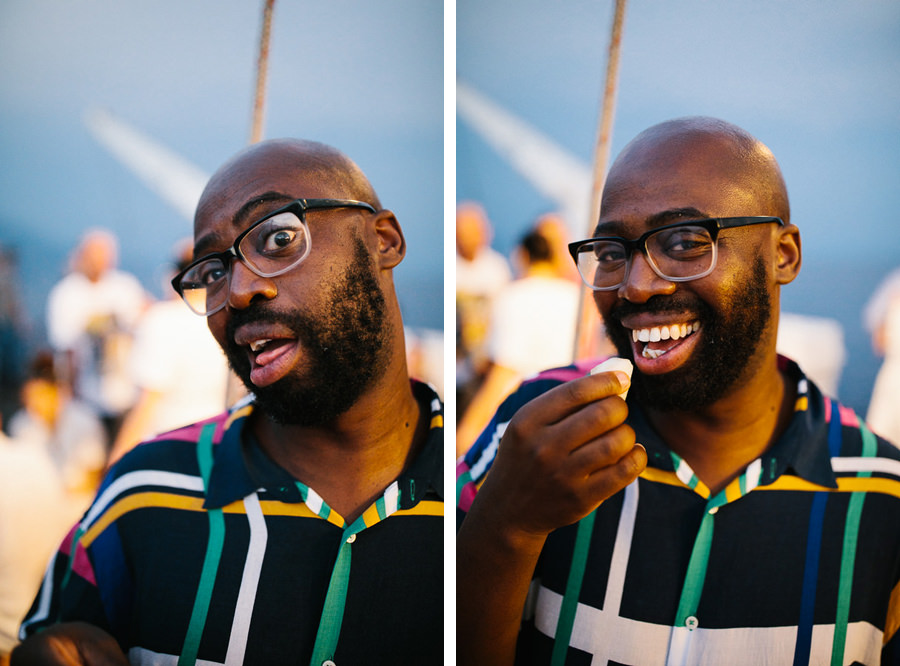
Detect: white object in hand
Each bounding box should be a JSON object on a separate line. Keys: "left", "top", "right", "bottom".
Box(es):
{"left": 590, "top": 357, "right": 633, "bottom": 400}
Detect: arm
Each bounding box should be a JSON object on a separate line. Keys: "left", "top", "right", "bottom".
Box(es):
{"left": 456, "top": 370, "right": 646, "bottom": 665}
{"left": 456, "top": 363, "right": 522, "bottom": 458}
{"left": 11, "top": 623, "right": 128, "bottom": 666}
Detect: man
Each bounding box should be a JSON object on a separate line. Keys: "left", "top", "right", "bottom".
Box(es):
{"left": 456, "top": 227, "right": 581, "bottom": 456}
{"left": 46, "top": 229, "right": 148, "bottom": 443}
{"left": 455, "top": 201, "right": 512, "bottom": 414}
{"left": 457, "top": 117, "right": 900, "bottom": 665}
{"left": 15, "top": 139, "right": 443, "bottom": 665}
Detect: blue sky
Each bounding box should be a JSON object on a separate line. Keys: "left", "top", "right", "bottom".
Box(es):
{"left": 0, "top": 1, "right": 443, "bottom": 334}
{"left": 457, "top": 0, "right": 900, "bottom": 414}
{"left": 0, "top": 1, "right": 898, "bottom": 414}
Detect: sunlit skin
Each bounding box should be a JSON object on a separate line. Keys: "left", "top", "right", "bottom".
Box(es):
{"left": 11, "top": 139, "right": 430, "bottom": 666}
{"left": 593, "top": 119, "right": 801, "bottom": 493}
{"left": 194, "top": 139, "right": 426, "bottom": 525}
{"left": 457, "top": 118, "right": 802, "bottom": 666}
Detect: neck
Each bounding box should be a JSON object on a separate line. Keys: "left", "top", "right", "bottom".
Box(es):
{"left": 644, "top": 353, "right": 795, "bottom": 495}
{"left": 252, "top": 356, "right": 426, "bottom": 524}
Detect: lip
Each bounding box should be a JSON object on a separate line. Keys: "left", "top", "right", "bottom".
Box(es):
{"left": 234, "top": 322, "right": 300, "bottom": 387}
{"left": 249, "top": 338, "right": 299, "bottom": 387}
{"left": 234, "top": 322, "right": 295, "bottom": 348}
{"left": 619, "top": 315, "right": 701, "bottom": 375}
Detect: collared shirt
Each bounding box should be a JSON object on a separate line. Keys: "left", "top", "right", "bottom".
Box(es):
{"left": 457, "top": 357, "right": 900, "bottom": 665}
{"left": 23, "top": 380, "right": 443, "bottom": 666}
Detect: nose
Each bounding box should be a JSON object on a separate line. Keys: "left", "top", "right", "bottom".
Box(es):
{"left": 225, "top": 259, "right": 277, "bottom": 310}
{"left": 617, "top": 250, "right": 676, "bottom": 303}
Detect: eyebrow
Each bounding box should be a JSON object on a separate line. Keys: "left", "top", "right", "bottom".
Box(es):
{"left": 232, "top": 191, "right": 295, "bottom": 230}
{"left": 594, "top": 207, "right": 709, "bottom": 236}
{"left": 193, "top": 191, "right": 295, "bottom": 258}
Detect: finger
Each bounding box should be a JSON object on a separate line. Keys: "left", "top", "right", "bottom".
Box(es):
{"left": 515, "top": 371, "right": 631, "bottom": 427}
{"left": 566, "top": 422, "right": 637, "bottom": 475}
{"left": 583, "top": 443, "right": 647, "bottom": 503}
{"left": 544, "top": 392, "right": 630, "bottom": 454}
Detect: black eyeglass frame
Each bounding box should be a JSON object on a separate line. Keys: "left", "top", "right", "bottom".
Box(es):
{"left": 567, "top": 216, "right": 785, "bottom": 291}
{"left": 171, "top": 198, "right": 377, "bottom": 314}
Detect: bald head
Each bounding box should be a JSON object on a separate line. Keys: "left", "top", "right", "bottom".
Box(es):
{"left": 602, "top": 117, "right": 790, "bottom": 224}
{"left": 196, "top": 139, "right": 381, "bottom": 229}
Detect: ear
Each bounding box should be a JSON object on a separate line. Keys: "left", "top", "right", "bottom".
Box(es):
{"left": 774, "top": 223, "right": 801, "bottom": 285}
{"left": 371, "top": 209, "right": 406, "bottom": 269}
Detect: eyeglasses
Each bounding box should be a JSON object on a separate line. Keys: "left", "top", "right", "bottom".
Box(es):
{"left": 568, "top": 216, "right": 784, "bottom": 291}
{"left": 172, "top": 198, "right": 376, "bottom": 315}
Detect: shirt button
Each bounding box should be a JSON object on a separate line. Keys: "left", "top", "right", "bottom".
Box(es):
{"left": 708, "top": 506, "right": 719, "bottom": 515}
{"left": 346, "top": 534, "right": 356, "bottom": 544}
{"left": 685, "top": 616, "right": 699, "bottom": 631}
{"left": 323, "top": 661, "right": 336, "bottom": 666}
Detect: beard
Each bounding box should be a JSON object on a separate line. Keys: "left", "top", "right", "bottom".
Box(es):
{"left": 605, "top": 256, "right": 771, "bottom": 411}
{"left": 224, "top": 236, "right": 391, "bottom": 426}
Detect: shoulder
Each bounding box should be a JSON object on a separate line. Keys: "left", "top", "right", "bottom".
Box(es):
{"left": 109, "top": 407, "right": 239, "bottom": 480}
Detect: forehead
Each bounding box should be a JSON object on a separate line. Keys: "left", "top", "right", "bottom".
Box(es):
{"left": 597, "top": 136, "right": 764, "bottom": 233}
{"left": 193, "top": 157, "right": 340, "bottom": 254}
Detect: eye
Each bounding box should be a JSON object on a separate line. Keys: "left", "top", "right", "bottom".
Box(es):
{"left": 591, "top": 241, "right": 627, "bottom": 267}
{"left": 249, "top": 212, "right": 306, "bottom": 257}
{"left": 263, "top": 229, "right": 297, "bottom": 251}
{"left": 656, "top": 227, "right": 712, "bottom": 258}
{"left": 196, "top": 261, "right": 227, "bottom": 287}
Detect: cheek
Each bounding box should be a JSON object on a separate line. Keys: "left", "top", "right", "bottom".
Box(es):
{"left": 592, "top": 290, "right": 617, "bottom": 318}
{"left": 206, "top": 314, "right": 229, "bottom": 350}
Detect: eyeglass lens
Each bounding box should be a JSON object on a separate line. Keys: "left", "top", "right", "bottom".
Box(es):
{"left": 179, "top": 211, "right": 310, "bottom": 314}
{"left": 577, "top": 224, "right": 716, "bottom": 289}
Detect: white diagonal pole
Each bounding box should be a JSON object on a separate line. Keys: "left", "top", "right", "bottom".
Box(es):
{"left": 574, "top": 0, "right": 628, "bottom": 360}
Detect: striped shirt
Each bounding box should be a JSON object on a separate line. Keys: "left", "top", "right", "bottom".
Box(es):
{"left": 22, "top": 380, "right": 443, "bottom": 666}
{"left": 457, "top": 357, "right": 900, "bottom": 665}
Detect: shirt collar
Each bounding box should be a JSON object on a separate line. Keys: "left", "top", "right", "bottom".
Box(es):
{"left": 204, "top": 380, "right": 444, "bottom": 509}
{"left": 629, "top": 356, "right": 836, "bottom": 489}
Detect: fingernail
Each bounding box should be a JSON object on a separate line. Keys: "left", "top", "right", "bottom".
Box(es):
{"left": 615, "top": 371, "right": 631, "bottom": 388}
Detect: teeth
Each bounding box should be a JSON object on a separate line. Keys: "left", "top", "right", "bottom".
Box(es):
{"left": 249, "top": 339, "right": 271, "bottom": 353}
{"left": 629, "top": 320, "right": 700, "bottom": 352}
{"left": 642, "top": 347, "right": 665, "bottom": 359}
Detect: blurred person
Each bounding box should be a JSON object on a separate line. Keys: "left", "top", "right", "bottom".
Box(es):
{"left": 864, "top": 267, "right": 900, "bottom": 444}
{"left": 8, "top": 352, "right": 106, "bottom": 515}
{"left": 458, "top": 117, "right": 900, "bottom": 664}
{"left": 456, "top": 227, "right": 580, "bottom": 456}
{"left": 0, "top": 416, "right": 72, "bottom": 661}
{"left": 527, "top": 212, "right": 580, "bottom": 283}
{"left": 404, "top": 325, "right": 444, "bottom": 399}
{"left": 46, "top": 229, "right": 148, "bottom": 444}
{"left": 0, "top": 246, "right": 28, "bottom": 425}
{"left": 456, "top": 201, "right": 512, "bottom": 412}
{"left": 108, "top": 241, "right": 229, "bottom": 465}
{"left": 14, "top": 138, "right": 442, "bottom": 665}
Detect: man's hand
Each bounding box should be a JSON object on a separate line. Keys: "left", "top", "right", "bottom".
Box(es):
{"left": 475, "top": 369, "right": 646, "bottom": 543}
{"left": 11, "top": 623, "right": 129, "bottom": 666}
{"left": 457, "top": 370, "right": 647, "bottom": 666}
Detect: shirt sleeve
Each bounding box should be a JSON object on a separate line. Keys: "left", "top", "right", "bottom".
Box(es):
{"left": 18, "top": 523, "right": 112, "bottom": 638}
{"left": 19, "top": 471, "right": 132, "bottom": 643}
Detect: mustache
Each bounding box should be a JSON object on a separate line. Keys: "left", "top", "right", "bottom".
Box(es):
{"left": 609, "top": 294, "right": 704, "bottom": 322}
{"left": 224, "top": 305, "right": 300, "bottom": 343}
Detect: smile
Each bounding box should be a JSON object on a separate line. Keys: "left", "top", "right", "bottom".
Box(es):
{"left": 629, "top": 320, "right": 701, "bottom": 359}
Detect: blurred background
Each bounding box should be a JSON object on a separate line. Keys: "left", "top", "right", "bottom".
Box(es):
{"left": 0, "top": 0, "right": 444, "bottom": 413}
{"left": 456, "top": 0, "right": 900, "bottom": 422}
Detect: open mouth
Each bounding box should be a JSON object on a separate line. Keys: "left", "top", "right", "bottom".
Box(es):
{"left": 239, "top": 333, "right": 300, "bottom": 388}
{"left": 622, "top": 318, "right": 702, "bottom": 374}
{"left": 631, "top": 320, "right": 701, "bottom": 359}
